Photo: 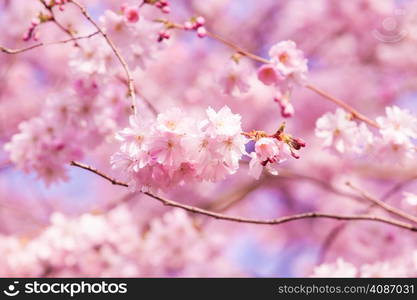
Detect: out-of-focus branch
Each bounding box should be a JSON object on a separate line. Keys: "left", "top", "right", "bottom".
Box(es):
{"left": 0, "top": 31, "right": 99, "bottom": 54}
{"left": 319, "top": 180, "right": 417, "bottom": 262}
{"left": 346, "top": 181, "right": 417, "bottom": 224}
{"left": 70, "top": 161, "right": 417, "bottom": 232}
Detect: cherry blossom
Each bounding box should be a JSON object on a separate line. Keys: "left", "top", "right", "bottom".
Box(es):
{"left": 2, "top": 0, "right": 417, "bottom": 279}
{"left": 315, "top": 109, "right": 365, "bottom": 154}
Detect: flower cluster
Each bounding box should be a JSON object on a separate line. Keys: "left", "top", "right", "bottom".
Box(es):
{"left": 0, "top": 206, "right": 239, "bottom": 277}
{"left": 311, "top": 254, "right": 417, "bottom": 277}
{"left": 315, "top": 106, "right": 417, "bottom": 162}
{"left": 4, "top": 78, "right": 129, "bottom": 185}
{"left": 183, "top": 16, "right": 207, "bottom": 38}
{"left": 70, "top": 10, "right": 162, "bottom": 74}
{"left": 111, "top": 106, "right": 248, "bottom": 191}
{"left": 140, "top": 209, "right": 239, "bottom": 276}
{"left": 257, "top": 41, "right": 308, "bottom": 118}
{"left": 246, "top": 126, "right": 306, "bottom": 179}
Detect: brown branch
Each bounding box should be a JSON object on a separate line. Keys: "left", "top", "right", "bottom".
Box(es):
{"left": 0, "top": 31, "right": 99, "bottom": 54}
{"left": 346, "top": 181, "right": 417, "bottom": 224}
{"left": 39, "top": 0, "right": 80, "bottom": 45}
{"left": 305, "top": 84, "right": 380, "bottom": 128}
{"left": 318, "top": 179, "right": 417, "bottom": 263}
{"left": 70, "top": 161, "right": 128, "bottom": 187}
{"left": 69, "top": 160, "right": 417, "bottom": 232}
{"left": 69, "top": 0, "right": 138, "bottom": 115}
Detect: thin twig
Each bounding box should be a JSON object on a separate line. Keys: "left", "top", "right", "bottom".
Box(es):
{"left": 318, "top": 178, "right": 417, "bottom": 263}
{"left": 69, "top": 0, "right": 138, "bottom": 115}
{"left": 70, "top": 161, "right": 128, "bottom": 187}
{"left": 306, "top": 84, "right": 380, "bottom": 128}
{"left": 69, "top": 161, "right": 417, "bottom": 232}
{"left": 0, "top": 31, "right": 99, "bottom": 54}
{"left": 39, "top": 0, "right": 80, "bottom": 45}
{"left": 346, "top": 181, "right": 417, "bottom": 224}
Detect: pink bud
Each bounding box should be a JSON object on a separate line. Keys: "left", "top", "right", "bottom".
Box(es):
{"left": 124, "top": 7, "right": 140, "bottom": 23}
{"left": 183, "top": 21, "right": 193, "bottom": 30}
{"left": 257, "top": 65, "right": 283, "bottom": 86}
{"left": 197, "top": 26, "right": 207, "bottom": 38}
{"left": 31, "top": 18, "right": 40, "bottom": 26}
{"left": 293, "top": 137, "right": 306, "bottom": 148}
{"left": 22, "top": 32, "right": 30, "bottom": 41}
{"left": 196, "top": 16, "right": 205, "bottom": 26}
{"left": 161, "top": 5, "right": 171, "bottom": 14}
{"left": 158, "top": 31, "right": 170, "bottom": 42}
{"left": 280, "top": 102, "right": 294, "bottom": 118}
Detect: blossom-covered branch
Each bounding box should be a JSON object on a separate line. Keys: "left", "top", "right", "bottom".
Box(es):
{"left": 156, "top": 19, "right": 378, "bottom": 127}
{"left": 70, "top": 161, "right": 417, "bottom": 232}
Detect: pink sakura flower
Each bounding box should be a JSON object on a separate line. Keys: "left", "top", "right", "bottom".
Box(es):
{"left": 257, "top": 40, "right": 308, "bottom": 86}
{"left": 123, "top": 6, "right": 140, "bottom": 23}
{"left": 99, "top": 10, "right": 163, "bottom": 70}
{"left": 69, "top": 39, "right": 114, "bottom": 75}
{"left": 257, "top": 64, "right": 285, "bottom": 86}
{"left": 156, "top": 107, "right": 192, "bottom": 134}
{"left": 269, "top": 40, "right": 308, "bottom": 80}
{"left": 101, "top": 10, "right": 133, "bottom": 48}
{"left": 315, "top": 109, "right": 359, "bottom": 154}
{"left": 203, "top": 106, "right": 243, "bottom": 137}
{"left": 149, "top": 131, "right": 187, "bottom": 169}
{"left": 373, "top": 137, "right": 415, "bottom": 165}
{"left": 254, "top": 137, "right": 280, "bottom": 162}
{"left": 218, "top": 61, "right": 250, "bottom": 96}
{"left": 248, "top": 138, "right": 291, "bottom": 179}
{"left": 376, "top": 106, "right": 417, "bottom": 144}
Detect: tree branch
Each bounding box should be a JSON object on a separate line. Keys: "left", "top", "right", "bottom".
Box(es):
{"left": 305, "top": 84, "right": 379, "bottom": 128}
{"left": 69, "top": 161, "right": 417, "bottom": 232}
{"left": 39, "top": 0, "right": 80, "bottom": 45}
{"left": 0, "top": 31, "right": 99, "bottom": 54}
{"left": 69, "top": 0, "right": 140, "bottom": 115}
{"left": 346, "top": 181, "right": 417, "bottom": 224}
